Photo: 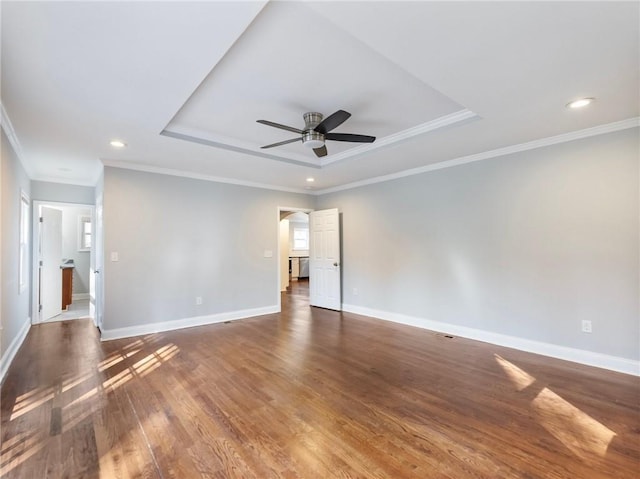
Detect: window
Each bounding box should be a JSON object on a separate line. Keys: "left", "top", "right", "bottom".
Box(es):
{"left": 293, "top": 227, "right": 309, "bottom": 251}
{"left": 78, "top": 216, "right": 91, "bottom": 251}
{"left": 19, "top": 192, "right": 29, "bottom": 293}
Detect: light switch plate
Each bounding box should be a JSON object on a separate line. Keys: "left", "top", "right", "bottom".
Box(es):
{"left": 263, "top": 250, "right": 273, "bottom": 258}
{"left": 110, "top": 252, "right": 119, "bottom": 262}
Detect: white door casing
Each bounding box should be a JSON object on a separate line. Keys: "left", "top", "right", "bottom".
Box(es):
{"left": 40, "top": 206, "right": 63, "bottom": 321}
{"left": 309, "top": 208, "right": 341, "bottom": 311}
{"left": 89, "top": 206, "right": 97, "bottom": 327}
{"left": 279, "top": 219, "right": 290, "bottom": 292}
{"left": 94, "top": 195, "right": 104, "bottom": 330}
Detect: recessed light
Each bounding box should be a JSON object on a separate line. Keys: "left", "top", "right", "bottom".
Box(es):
{"left": 306, "top": 177, "right": 315, "bottom": 183}
{"left": 110, "top": 139, "right": 127, "bottom": 148}
{"left": 58, "top": 167, "right": 72, "bottom": 172}
{"left": 566, "top": 97, "right": 595, "bottom": 109}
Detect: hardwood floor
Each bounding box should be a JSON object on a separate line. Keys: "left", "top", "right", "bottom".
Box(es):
{"left": 2, "top": 289, "right": 638, "bottom": 478}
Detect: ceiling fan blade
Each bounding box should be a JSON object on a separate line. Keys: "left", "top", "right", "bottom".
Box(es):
{"left": 260, "top": 137, "right": 301, "bottom": 149}
{"left": 314, "top": 110, "right": 351, "bottom": 134}
{"left": 313, "top": 145, "right": 328, "bottom": 158}
{"left": 325, "top": 133, "right": 376, "bottom": 143}
{"left": 257, "top": 120, "right": 303, "bottom": 135}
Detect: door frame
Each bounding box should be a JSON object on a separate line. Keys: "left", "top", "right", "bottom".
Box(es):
{"left": 31, "top": 201, "right": 96, "bottom": 325}
{"left": 276, "top": 206, "right": 313, "bottom": 312}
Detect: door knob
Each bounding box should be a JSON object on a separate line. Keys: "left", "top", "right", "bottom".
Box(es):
{"left": 333, "top": 262, "right": 340, "bottom": 267}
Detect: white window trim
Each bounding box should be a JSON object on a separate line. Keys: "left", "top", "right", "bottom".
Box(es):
{"left": 292, "top": 227, "right": 309, "bottom": 251}
{"left": 78, "top": 215, "right": 91, "bottom": 252}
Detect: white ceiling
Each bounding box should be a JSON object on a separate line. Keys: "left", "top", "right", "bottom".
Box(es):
{"left": 2, "top": 1, "right": 638, "bottom": 193}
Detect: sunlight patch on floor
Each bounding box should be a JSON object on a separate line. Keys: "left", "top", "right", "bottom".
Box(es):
{"left": 98, "top": 348, "right": 141, "bottom": 372}
{"left": 62, "top": 370, "right": 94, "bottom": 393}
{"left": 64, "top": 384, "right": 101, "bottom": 410}
{"left": 102, "top": 344, "right": 180, "bottom": 391}
{"left": 0, "top": 431, "right": 47, "bottom": 476}
{"left": 131, "top": 344, "right": 179, "bottom": 377}
{"left": 532, "top": 387, "right": 616, "bottom": 459}
{"left": 9, "top": 389, "right": 55, "bottom": 421}
{"left": 0, "top": 430, "right": 38, "bottom": 455}
{"left": 103, "top": 368, "right": 134, "bottom": 390}
{"left": 494, "top": 354, "right": 535, "bottom": 391}
{"left": 15, "top": 385, "right": 53, "bottom": 404}
{"left": 495, "top": 354, "right": 616, "bottom": 459}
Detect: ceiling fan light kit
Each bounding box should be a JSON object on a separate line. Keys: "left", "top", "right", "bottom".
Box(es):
{"left": 257, "top": 109, "right": 376, "bottom": 158}
{"left": 302, "top": 112, "right": 324, "bottom": 149}
{"left": 303, "top": 134, "right": 324, "bottom": 150}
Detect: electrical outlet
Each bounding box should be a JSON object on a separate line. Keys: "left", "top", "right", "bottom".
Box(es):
{"left": 195, "top": 296, "right": 203, "bottom": 305}
{"left": 581, "top": 320, "right": 592, "bottom": 333}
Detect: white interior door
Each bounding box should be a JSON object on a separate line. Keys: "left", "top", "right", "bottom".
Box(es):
{"left": 40, "top": 206, "right": 63, "bottom": 321}
{"left": 309, "top": 208, "right": 341, "bottom": 310}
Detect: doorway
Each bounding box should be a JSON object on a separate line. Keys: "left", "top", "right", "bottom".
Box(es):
{"left": 32, "top": 201, "right": 95, "bottom": 325}
{"left": 278, "top": 207, "right": 312, "bottom": 310}
{"left": 277, "top": 207, "right": 343, "bottom": 312}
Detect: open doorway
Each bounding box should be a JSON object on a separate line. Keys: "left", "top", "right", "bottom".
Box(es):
{"left": 278, "top": 207, "right": 312, "bottom": 308}
{"left": 277, "top": 206, "right": 343, "bottom": 312}
{"left": 32, "top": 201, "right": 95, "bottom": 324}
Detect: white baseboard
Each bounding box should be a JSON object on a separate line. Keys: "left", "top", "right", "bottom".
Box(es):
{"left": 1, "top": 317, "right": 31, "bottom": 383}
{"left": 342, "top": 304, "right": 640, "bottom": 376}
{"left": 100, "top": 305, "right": 279, "bottom": 341}
{"left": 72, "top": 293, "right": 90, "bottom": 301}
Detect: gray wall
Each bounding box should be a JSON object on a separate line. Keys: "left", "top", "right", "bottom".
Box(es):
{"left": 31, "top": 180, "right": 95, "bottom": 205}
{"left": 317, "top": 128, "right": 639, "bottom": 361}
{"left": 102, "top": 167, "right": 314, "bottom": 330}
{"left": 1, "top": 129, "right": 31, "bottom": 356}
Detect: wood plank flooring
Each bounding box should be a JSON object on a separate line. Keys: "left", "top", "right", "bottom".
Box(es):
{"left": 2, "top": 285, "right": 639, "bottom": 478}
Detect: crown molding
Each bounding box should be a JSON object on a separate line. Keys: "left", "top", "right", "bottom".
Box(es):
{"left": 101, "top": 159, "right": 310, "bottom": 195}
{"left": 160, "top": 127, "right": 320, "bottom": 169}
{"left": 0, "top": 102, "right": 34, "bottom": 178}
{"left": 29, "top": 175, "right": 98, "bottom": 188}
{"left": 315, "top": 117, "right": 640, "bottom": 195}
{"left": 320, "top": 109, "right": 479, "bottom": 167}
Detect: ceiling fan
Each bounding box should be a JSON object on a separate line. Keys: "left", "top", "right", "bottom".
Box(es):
{"left": 257, "top": 110, "right": 375, "bottom": 158}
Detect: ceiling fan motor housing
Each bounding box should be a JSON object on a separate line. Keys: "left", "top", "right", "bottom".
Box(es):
{"left": 303, "top": 112, "right": 325, "bottom": 148}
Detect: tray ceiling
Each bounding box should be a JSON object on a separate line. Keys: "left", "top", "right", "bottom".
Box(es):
{"left": 164, "top": 1, "right": 472, "bottom": 168}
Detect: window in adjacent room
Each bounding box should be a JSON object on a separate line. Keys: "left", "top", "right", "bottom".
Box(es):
{"left": 78, "top": 215, "right": 92, "bottom": 251}
{"left": 293, "top": 227, "right": 309, "bottom": 251}
{"left": 19, "top": 191, "right": 29, "bottom": 293}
